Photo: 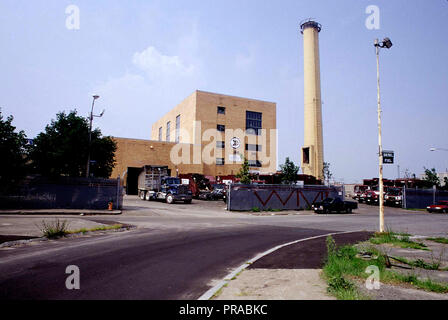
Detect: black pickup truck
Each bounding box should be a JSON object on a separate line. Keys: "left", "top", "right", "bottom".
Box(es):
{"left": 312, "top": 197, "right": 358, "bottom": 214}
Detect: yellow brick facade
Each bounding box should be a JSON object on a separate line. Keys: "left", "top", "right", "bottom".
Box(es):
{"left": 112, "top": 90, "right": 277, "bottom": 184}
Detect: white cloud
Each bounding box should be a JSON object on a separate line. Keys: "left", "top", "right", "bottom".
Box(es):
{"left": 92, "top": 39, "right": 205, "bottom": 140}
{"left": 132, "top": 46, "right": 195, "bottom": 79}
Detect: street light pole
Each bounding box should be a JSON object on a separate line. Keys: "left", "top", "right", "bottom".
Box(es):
{"left": 374, "top": 37, "right": 393, "bottom": 233}
{"left": 86, "top": 95, "right": 100, "bottom": 178}
{"left": 375, "top": 39, "right": 385, "bottom": 233}
{"left": 430, "top": 147, "right": 448, "bottom": 152}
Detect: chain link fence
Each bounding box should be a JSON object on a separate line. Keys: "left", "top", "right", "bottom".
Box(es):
{"left": 403, "top": 187, "right": 448, "bottom": 209}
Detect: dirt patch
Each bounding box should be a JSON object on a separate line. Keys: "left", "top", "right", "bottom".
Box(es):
{"left": 214, "top": 269, "right": 335, "bottom": 300}
{"left": 355, "top": 279, "right": 448, "bottom": 300}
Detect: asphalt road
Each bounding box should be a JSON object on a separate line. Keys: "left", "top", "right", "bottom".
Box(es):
{"left": 1, "top": 196, "right": 448, "bottom": 300}
{"left": 0, "top": 225, "right": 336, "bottom": 300}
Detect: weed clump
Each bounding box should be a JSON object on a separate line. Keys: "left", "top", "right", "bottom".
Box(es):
{"left": 39, "top": 219, "right": 69, "bottom": 239}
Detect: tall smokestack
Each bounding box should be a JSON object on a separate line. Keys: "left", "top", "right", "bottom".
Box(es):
{"left": 300, "top": 20, "right": 324, "bottom": 180}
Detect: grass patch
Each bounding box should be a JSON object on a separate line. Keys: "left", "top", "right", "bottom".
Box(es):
{"left": 39, "top": 219, "right": 70, "bottom": 239}
{"left": 322, "top": 236, "right": 377, "bottom": 300}
{"left": 251, "top": 207, "right": 261, "bottom": 212}
{"left": 383, "top": 272, "right": 448, "bottom": 293}
{"left": 370, "top": 231, "right": 428, "bottom": 250}
{"left": 323, "top": 235, "right": 448, "bottom": 299}
{"left": 265, "top": 208, "right": 282, "bottom": 212}
{"left": 391, "top": 256, "right": 440, "bottom": 270}
{"left": 67, "top": 224, "right": 123, "bottom": 234}
{"left": 427, "top": 237, "right": 448, "bottom": 244}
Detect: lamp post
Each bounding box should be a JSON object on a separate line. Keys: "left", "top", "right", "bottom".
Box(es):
{"left": 430, "top": 147, "right": 448, "bottom": 152}
{"left": 374, "top": 37, "right": 393, "bottom": 233}
{"left": 86, "top": 95, "right": 104, "bottom": 178}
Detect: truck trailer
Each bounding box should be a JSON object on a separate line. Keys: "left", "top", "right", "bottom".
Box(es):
{"left": 137, "top": 165, "right": 192, "bottom": 204}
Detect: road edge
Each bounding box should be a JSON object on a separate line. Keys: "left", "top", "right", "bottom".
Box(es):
{"left": 197, "top": 229, "right": 365, "bottom": 300}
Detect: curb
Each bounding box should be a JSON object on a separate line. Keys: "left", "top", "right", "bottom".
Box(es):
{"left": 0, "top": 225, "right": 135, "bottom": 248}
{"left": 0, "top": 210, "right": 122, "bottom": 216}
{"left": 197, "top": 229, "right": 365, "bottom": 300}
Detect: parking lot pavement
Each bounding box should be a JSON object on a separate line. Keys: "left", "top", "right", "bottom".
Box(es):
{"left": 121, "top": 195, "right": 231, "bottom": 217}
{"left": 2, "top": 197, "right": 448, "bottom": 246}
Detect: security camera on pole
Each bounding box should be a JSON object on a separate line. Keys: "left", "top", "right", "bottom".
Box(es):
{"left": 374, "top": 37, "right": 393, "bottom": 233}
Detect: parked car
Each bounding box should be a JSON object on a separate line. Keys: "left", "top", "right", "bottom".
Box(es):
{"left": 358, "top": 190, "right": 369, "bottom": 203}
{"left": 365, "top": 190, "right": 380, "bottom": 205}
{"left": 385, "top": 188, "right": 403, "bottom": 207}
{"left": 198, "top": 184, "right": 226, "bottom": 201}
{"left": 352, "top": 185, "right": 369, "bottom": 202}
{"left": 312, "top": 197, "right": 358, "bottom": 214}
{"left": 426, "top": 201, "right": 448, "bottom": 213}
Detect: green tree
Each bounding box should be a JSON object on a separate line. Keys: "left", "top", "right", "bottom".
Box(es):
{"left": 236, "top": 158, "right": 252, "bottom": 184}
{"left": 422, "top": 167, "right": 440, "bottom": 187}
{"left": 29, "top": 110, "right": 117, "bottom": 178}
{"left": 0, "top": 110, "right": 29, "bottom": 190}
{"left": 442, "top": 177, "right": 448, "bottom": 191}
{"left": 323, "top": 162, "right": 333, "bottom": 185}
{"left": 280, "top": 157, "right": 299, "bottom": 184}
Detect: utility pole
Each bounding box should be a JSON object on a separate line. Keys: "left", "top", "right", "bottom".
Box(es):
{"left": 374, "top": 37, "right": 393, "bottom": 233}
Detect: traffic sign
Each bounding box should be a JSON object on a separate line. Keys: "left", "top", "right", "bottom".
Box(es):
{"left": 382, "top": 150, "right": 394, "bottom": 164}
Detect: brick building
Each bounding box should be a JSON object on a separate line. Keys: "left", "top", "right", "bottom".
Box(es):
{"left": 111, "top": 90, "right": 277, "bottom": 193}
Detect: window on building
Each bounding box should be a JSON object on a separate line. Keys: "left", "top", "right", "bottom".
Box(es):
{"left": 158, "top": 127, "right": 162, "bottom": 141}
{"left": 245, "top": 144, "right": 262, "bottom": 152}
{"left": 248, "top": 160, "right": 262, "bottom": 168}
{"left": 246, "top": 111, "right": 262, "bottom": 135}
{"left": 216, "top": 158, "right": 225, "bottom": 166}
{"left": 302, "top": 147, "right": 310, "bottom": 164}
{"left": 166, "top": 121, "right": 171, "bottom": 142}
{"left": 217, "top": 124, "right": 226, "bottom": 132}
{"left": 217, "top": 106, "right": 226, "bottom": 115}
{"left": 175, "top": 115, "right": 180, "bottom": 143}
{"left": 216, "top": 141, "right": 225, "bottom": 149}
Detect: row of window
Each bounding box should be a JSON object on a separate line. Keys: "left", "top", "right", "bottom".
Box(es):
{"left": 157, "top": 109, "right": 263, "bottom": 143}
{"left": 159, "top": 115, "right": 181, "bottom": 142}
{"left": 215, "top": 142, "right": 262, "bottom": 151}
{"left": 216, "top": 111, "right": 263, "bottom": 136}
{"left": 216, "top": 158, "right": 262, "bottom": 167}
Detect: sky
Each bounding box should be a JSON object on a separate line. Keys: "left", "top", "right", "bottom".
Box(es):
{"left": 1, "top": 0, "right": 448, "bottom": 184}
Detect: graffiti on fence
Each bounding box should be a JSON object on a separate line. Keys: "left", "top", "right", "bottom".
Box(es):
{"left": 253, "top": 189, "right": 330, "bottom": 208}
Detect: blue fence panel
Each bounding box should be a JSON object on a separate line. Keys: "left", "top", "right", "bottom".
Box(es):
{"left": 0, "top": 177, "right": 123, "bottom": 210}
